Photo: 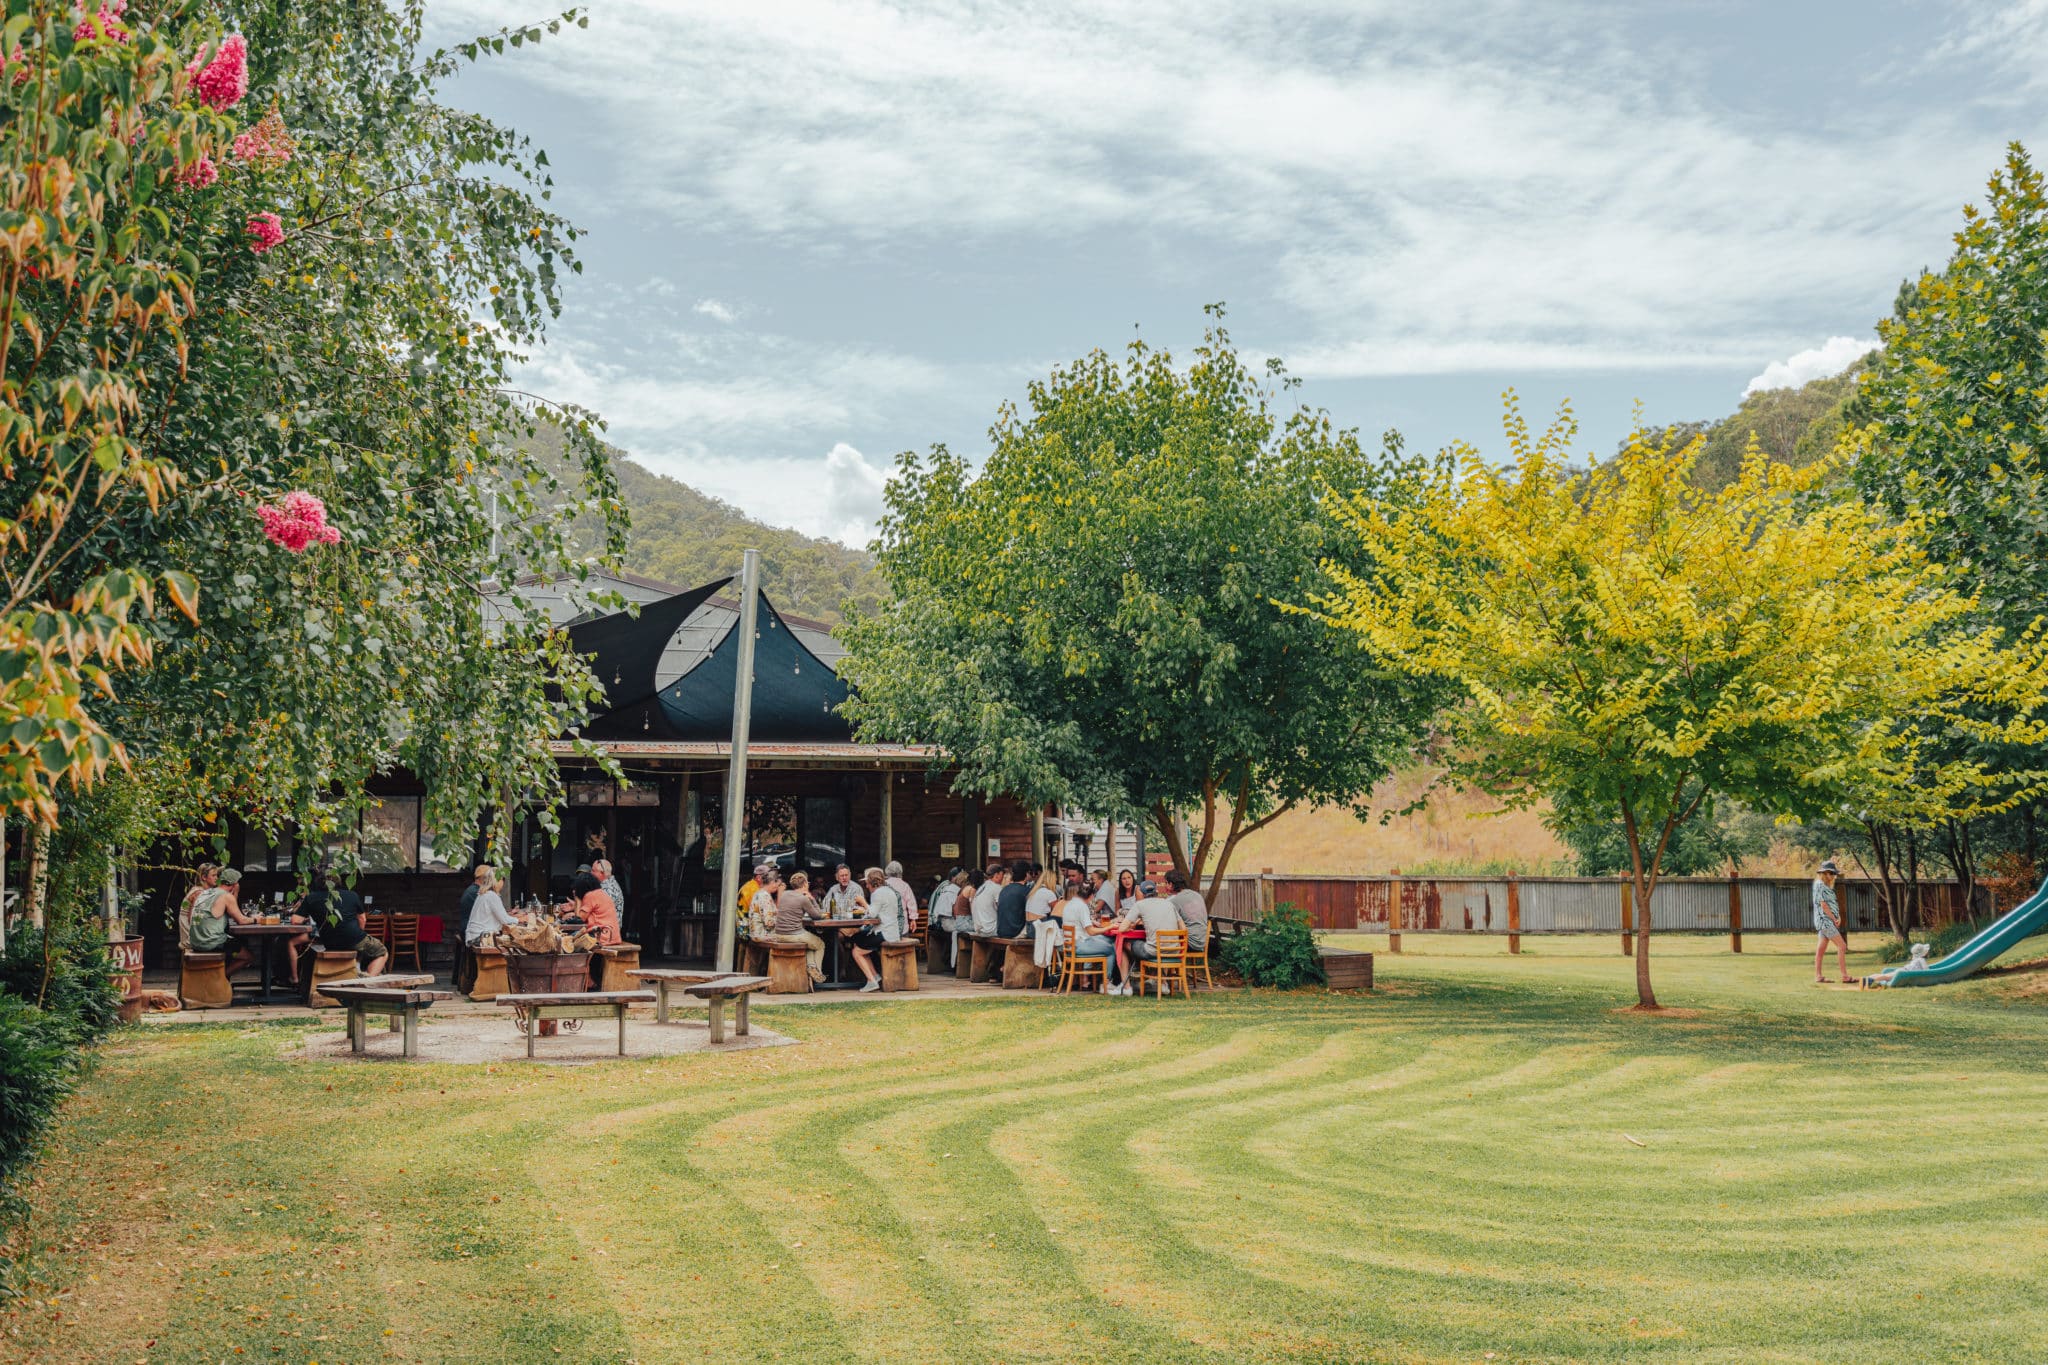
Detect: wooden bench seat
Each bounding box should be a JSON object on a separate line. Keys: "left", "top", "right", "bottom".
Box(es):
{"left": 1000, "top": 935, "right": 1044, "bottom": 989}
{"left": 629, "top": 969, "right": 744, "bottom": 1024}
{"left": 495, "top": 989, "right": 656, "bottom": 1058}
{"left": 880, "top": 940, "right": 920, "bottom": 992}
{"left": 965, "top": 933, "right": 1008, "bottom": 984}
{"left": 321, "top": 982, "right": 455, "bottom": 1058}
{"left": 594, "top": 942, "right": 642, "bottom": 992}
{"left": 683, "top": 975, "right": 770, "bottom": 1044}
{"left": 178, "top": 951, "right": 233, "bottom": 1009}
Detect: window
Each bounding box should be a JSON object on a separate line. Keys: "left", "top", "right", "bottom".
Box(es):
{"left": 240, "top": 824, "right": 295, "bottom": 874}
{"left": 360, "top": 796, "right": 420, "bottom": 873}
{"left": 418, "top": 819, "right": 461, "bottom": 874}
{"left": 800, "top": 797, "right": 847, "bottom": 879}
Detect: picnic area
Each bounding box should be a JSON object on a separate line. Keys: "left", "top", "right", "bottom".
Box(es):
{"left": 9, "top": 934, "right": 2048, "bottom": 1363}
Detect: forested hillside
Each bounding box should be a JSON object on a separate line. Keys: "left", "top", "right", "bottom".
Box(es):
{"left": 522, "top": 422, "right": 886, "bottom": 623}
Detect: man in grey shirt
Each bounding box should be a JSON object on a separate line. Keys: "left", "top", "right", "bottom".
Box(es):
{"left": 1165, "top": 869, "right": 1208, "bottom": 952}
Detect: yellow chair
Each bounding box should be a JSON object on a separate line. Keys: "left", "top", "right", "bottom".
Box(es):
{"left": 1056, "top": 925, "right": 1109, "bottom": 995}
{"left": 1136, "top": 928, "right": 1190, "bottom": 1000}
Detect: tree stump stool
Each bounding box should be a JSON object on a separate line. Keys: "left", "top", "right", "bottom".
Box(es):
{"left": 468, "top": 946, "right": 508, "bottom": 1001}
{"left": 925, "top": 924, "right": 949, "bottom": 979}
{"left": 968, "top": 935, "right": 1006, "bottom": 984}
{"left": 954, "top": 935, "right": 973, "bottom": 981}
{"left": 1001, "top": 936, "right": 1044, "bottom": 989}
{"left": 596, "top": 943, "right": 642, "bottom": 992}
{"left": 306, "top": 950, "right": 360, "bottom": 1008}
{"left": 179, "top": 952, "right": 233, "bottom": 1009}
{"left": 880, "top": 940, "right": 920, "bottom": 993}
{"left": 741, "top": 939, "right": 770, "bottom": 976}
{"left": 766, "top": 943, "right": 813, "bottom": 994}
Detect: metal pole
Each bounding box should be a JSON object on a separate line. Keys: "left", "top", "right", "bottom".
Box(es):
{"left": 714, "top": 549, "right": 762, "bottom": 973}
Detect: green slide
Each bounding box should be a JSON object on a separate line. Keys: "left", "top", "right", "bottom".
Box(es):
{"left": 1868, "top": 877, "right": 2048, "bottom": 987}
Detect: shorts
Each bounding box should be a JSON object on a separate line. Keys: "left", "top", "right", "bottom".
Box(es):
{"left": 354, "top": 936, "right": 387, "bottom": 966}
{"left": 848, "top": 927, "right": 885, "bottom": 952}
{"left": 1814, "top": 913, "right": 1843, "bottom": 942}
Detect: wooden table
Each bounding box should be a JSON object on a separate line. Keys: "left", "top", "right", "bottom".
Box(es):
{"left": 629, "top": 968, "right": 744, "bottom": 1023}
{"left": 808, "top": 918, "right": 869, "bottom": 990}
{"left": 321, "top": 983, "right": 456, "bottom": 1058}
{"left": 496, "top": 990, "right": 655, "bottom": 1058}
{"left": 226, "top": 920, "right": 313, "bottom": 1004}
{"left": 684, "top": 975, "right": 769, "bottom": 1043}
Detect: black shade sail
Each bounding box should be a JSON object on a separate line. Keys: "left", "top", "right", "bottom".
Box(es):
{"left": 658, "top": 593, "right": 852, "bottom": 741}
{"left": 565, "top": 577, "right": 729, "bottom": 713}
{"left": 568, "top": 584, "right": 853, "bottom": 743}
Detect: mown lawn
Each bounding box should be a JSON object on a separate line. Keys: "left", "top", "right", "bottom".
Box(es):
{"left": 7, "top": 933, "right": 2048, "bottom": 1364}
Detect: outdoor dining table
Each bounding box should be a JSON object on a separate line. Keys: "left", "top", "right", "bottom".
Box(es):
{"left": 807, "top": 917, "right": 870, "bottom": 990}
{"left": 226, "top": 919, "right": 312, "bottom": 1005}
{"left": 1103, "top": 925, "right": 1148, "bottom": 985}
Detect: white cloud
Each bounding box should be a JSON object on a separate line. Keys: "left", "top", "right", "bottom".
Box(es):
{"left": 1743, "top": 336, "right": 1880, "bottom": 397}
{"left": 816, "top": 442, "right": 891, "bottom": 547}
{"left": 693, "top": 297, "right": 739, "bottom": 323}
{"left": 432, "top": 0, "right": 2000, "bottom": 376}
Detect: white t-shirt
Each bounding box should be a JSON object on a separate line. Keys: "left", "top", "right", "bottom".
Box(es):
{"left": 1026, "top": 886, "right": 1057, "bottom": 920}
{"left": 1059, "top": 897, "right": 1095, "bottom": 937}
{"left": 465, "top": 889, "right": 514, "bottom": 944}
{"left": 969, "top": 882, "right": 1001, "bottom": 935}
{"left": 870, "top": 885, "right": 907, "bottom": 942}
{"left": 930, "top": 883, "right": 962, "bottom": 920}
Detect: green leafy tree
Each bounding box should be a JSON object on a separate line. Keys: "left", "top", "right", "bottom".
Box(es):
{"left": 839, "top": 313, "right": 1448, "bottom": 896}
{"left": 1317, "top": 402, "right": 2046, "bottom": 1009}
{"left": 2, "top": 2, "right": 627, "bottom": 867}
{"left": 1548, "top": 785, "right": 1770, "bottom": 877}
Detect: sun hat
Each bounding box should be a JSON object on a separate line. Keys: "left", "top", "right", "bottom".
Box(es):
{"left": 218, "top": 868, "right": 243, "bottom": 884}
{"left": 1818, "top": 859, "right": 1841, "bottom": 875}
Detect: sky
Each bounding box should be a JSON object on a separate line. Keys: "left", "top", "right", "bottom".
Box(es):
{"left": 425, "top": 0, "right": 2048, "bottom": 548}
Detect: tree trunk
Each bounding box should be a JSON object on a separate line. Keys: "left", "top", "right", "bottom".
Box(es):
{"left": 25, "top": 822, "right": 50, "bottom": 930}
{"left": 1621, "top": 809, "right": 1658, "bottom": 1010}
{"left": 1861, "top": 820, "right": 1907, "bottom": 941}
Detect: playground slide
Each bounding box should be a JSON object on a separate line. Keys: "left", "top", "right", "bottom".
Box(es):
{"left": 1868, "top": 876, "right": 2048, "bottom": 987}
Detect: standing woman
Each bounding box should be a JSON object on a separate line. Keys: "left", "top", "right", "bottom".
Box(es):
{"left": 1812, "top": 859, "right": 1848, "bottom": 984}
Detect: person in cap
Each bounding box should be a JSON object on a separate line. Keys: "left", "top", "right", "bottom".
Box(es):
{"left": 1813, "top": 859, "right": 1849, "bottom": 984}
{"left": 746, "top": 865, "right": 784, "bottom": 943}
{"left": 738, "top": 861, "right": 770, "bottom": 921}
{"left": 1112, "top": 879, "right": 1185, "bottom": 997}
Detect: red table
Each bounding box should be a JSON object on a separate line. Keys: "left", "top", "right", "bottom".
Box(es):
{"left": 1104, "top": 927, "right": 1146, "bottom": 987}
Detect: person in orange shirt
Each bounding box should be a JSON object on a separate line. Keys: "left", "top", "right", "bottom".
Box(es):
{"left": 571, "top": 870, "right": 621, "bottom": 945}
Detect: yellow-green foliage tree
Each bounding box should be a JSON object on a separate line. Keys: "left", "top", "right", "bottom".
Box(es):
{"left": 1315, "top": 399, "right": 2046, "bottom": 1008}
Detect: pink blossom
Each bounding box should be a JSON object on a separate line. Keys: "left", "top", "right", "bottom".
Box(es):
{"left": 176, "top": 156, "right": 217, "bottom": 190}
{"left": 244, "top": 211, "right": 284, "bottom": 254}
{"left": 231, "top": 108, "right": 295, "bottom": 168}
{"left": 186, "top": 34, "right": 248, "bottom": 110}
{"left": 73, "top": 6, "right": 129, "bottom": 42}
{"left": 257, "top": 491, "right": 343, "bottom": 552}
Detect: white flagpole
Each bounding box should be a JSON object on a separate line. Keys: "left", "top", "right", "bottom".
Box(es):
{"left": 714, "top": 549, "right": 762, "bottom": 973}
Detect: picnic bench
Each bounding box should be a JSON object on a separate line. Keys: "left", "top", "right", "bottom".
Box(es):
{"left": 496, "top": 989, "right": 656, "bottom": 1058}
{"left": 629, "top": 969, "right": 744, "bottom": 1023}
{"left": 321, "top": 977, "right": 451, "bottom": 1058}
{"left": 964, "top": 933, "right": 1008, "bottom": 983}
{"left": 686, "top": 975, "right": 769, "bottom": 1044}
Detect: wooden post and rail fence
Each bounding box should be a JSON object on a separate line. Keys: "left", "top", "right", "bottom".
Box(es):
{"left": 1208, "top": 871, "right": 1992, "bottom": 953}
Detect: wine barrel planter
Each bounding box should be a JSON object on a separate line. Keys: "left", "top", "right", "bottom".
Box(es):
{"left": 113, "top": 936, "right": 146, "bottom": 1023}
{"left": 505, "top": 952, "right": 592, "bottom": 1034}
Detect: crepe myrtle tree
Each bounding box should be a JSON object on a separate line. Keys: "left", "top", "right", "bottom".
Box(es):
{"left": 1315, "top": 400, "right": 2047, "bottom": 1009}
{"left": 1, "top": 1, "right": 626, "bottom": 874}
{"left": 838, "top": 310, "right": 1451, "bottom": 896}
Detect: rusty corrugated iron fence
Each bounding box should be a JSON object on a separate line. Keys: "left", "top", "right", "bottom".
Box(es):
{"left": 1211, "top": 873, "right": 1985, "bottom": 935}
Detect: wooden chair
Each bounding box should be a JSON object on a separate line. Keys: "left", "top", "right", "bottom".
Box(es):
{"left": 1056, "top": 925, "right": 1108, "bottom": 995}
{"left": 178, "top": 952, "right": 234, "bottom": 1009}
{"left": 383, "top": 913, "right": 424, "bottom": 972}
{"left": 1136, "top": 928, "right": 1191, "bottom": 1000}
{"left": 1184, "top": 933, "right": 1213, "bottom": 988}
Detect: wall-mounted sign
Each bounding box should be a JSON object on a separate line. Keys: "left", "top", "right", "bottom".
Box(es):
{"left": 986, "top": 838, "right": 1002, "bottom": 857}
{"left": 939, "top": 842, "right": 960, "bottom": 860}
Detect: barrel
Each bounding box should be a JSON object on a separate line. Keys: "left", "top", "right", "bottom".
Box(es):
{"left": 504, "top": 950, "right": 591, "bottom": 995}
{"left": 112, "top": 936, "right": 146, "bottom": 1023}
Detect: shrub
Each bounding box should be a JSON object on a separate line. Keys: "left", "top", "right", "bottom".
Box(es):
{"left": 0, "top": 923, "right": 122, "bottom": 1048}
{"left": 0, "top": 995, "right": 79, "bottom": 1220}
{"left": 1220, "top": 902, "right": 1326, "bottom": 989}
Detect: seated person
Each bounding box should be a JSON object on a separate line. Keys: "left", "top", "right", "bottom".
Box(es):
{"left": 1059, "top": 879, "right": 1117, "bottom": 993}
{"left": 967, "top": 867, "right": 1000, "bottom": 937}
{"left": 746, "top": 866, "right": 785, "bottom": 942}
{"left": 1117, "top": 881, "right": 1186, "bottom": 995}
{"left": 303, "top": 870, "right": 387, "bottom": 977}
{"left": 572, "top": 870, "right": 621, "bottom": 945}
{"left": 1165, "top": 869, "right": 1209, "bottom": 952}
{"left": 820, "top": 863, "right": 867, "bottom": 919}
{"left": 845, "top": 867, "right": 905, "bottom": 993}
{"left": 464, "top": 863, "right": 517, "bottom": 946}
{"left": 771, "top": 872, "right": 828, "bottom": 982}
{"left": 186, "top": 866, "right": 245, "bottom": 970}
{"left": 928, "top": 868, "right": 971, "bottom": 965}
{"left": 995, "top": 859, "right": 1032, "bottom": 938}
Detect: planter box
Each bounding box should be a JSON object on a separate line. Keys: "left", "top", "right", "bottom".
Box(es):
{"left": 1319, "top": 948, "right": 1373, "bottom": 991}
